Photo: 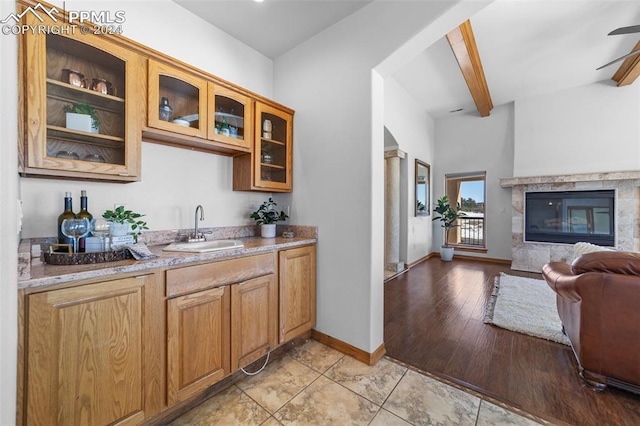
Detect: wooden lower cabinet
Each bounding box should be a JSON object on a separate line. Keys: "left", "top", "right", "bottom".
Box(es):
{"left": 166, "top": 273, "right": 279, "bottom": 403}
{"left": 167, "top": 286, "right": 231, "bottom": 404}
{"left": 23, "top": 274, "right": 162, "bottom": 425}
{"left": 20, "top": 246, "right": 316, "bottom": 424}
{"left": 231, "top": 274, "right": 278, "bottom": 371}
{"left": 279, "top": 245, "right": 317, "bottom": 343}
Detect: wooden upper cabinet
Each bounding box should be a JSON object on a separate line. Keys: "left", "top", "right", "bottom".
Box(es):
{"left": 209, "top": 83, "right": 253, "bottom": 150}
{"left": 233, "top": 102, "right": 294, "bottom": 192}
{"left": 145, "top": 61, "right": 254, "bottom": 155}
{"left": 147, "top": 60, "right": 208, "bottom": 139}
{"left": 20, "top": 11, "right": 144, "bottom": 182}
{"left": 24, "top": 275, "right": 159, "bottom": 425}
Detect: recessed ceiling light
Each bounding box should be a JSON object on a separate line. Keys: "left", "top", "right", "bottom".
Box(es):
{"left": 254, "top": 0, "right": 264, "bottom": 2}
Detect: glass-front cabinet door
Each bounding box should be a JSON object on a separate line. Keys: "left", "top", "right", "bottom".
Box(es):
{"left": 147, "top": 60, "right": 207, "bottom": 139}
{"left": 21, "top": 12, "right": 144, "bottom": 181}
{"left": 208, "top": 83, "right": 252, "bottom": 150}
{"left": 254, "top": 102, "right": 293, "bottom": 191}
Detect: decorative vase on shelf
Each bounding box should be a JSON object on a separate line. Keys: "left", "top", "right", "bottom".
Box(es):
{"left": 159, "top": 97, "right": 173, "bottom": 121}
{"left": 66, "top": 112, "right": 93, "bottom": 133}
{"left": 64, "top": 102, "right": 100, "bottom": 134}
{"left": 260, "top": 224, "right": 276, "bottom": 238}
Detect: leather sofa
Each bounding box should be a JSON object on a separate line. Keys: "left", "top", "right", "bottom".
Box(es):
{"left": 542, "top": 251, "right": 640, "bottom": 394}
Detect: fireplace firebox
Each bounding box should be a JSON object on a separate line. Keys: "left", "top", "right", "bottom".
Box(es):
{"left": 525, "top": 190, "right": 615, "bottom": 246}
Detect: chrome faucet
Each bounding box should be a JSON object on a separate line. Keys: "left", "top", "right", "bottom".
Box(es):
{"left": 190, "top": 205, "right": 205, "bottom": 242}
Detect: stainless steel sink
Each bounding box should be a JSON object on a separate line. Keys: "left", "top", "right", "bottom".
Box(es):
{"left": 163, "top": 239, "right": 244, "bottom": 253}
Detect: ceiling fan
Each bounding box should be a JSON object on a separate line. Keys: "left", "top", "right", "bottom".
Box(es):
{"left": 597, "top": 24, "right": 640, "bottom": 70}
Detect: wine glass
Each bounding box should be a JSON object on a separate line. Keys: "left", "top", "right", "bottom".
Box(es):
{"left": 61, "top": 218, "right": 91, "bottom": 253}
{"left": 91, "top": 218, "right": 111, "bottom": 251}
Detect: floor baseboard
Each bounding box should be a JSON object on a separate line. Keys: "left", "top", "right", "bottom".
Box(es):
{"left": 311, "top": 329, "right": 386, "bottom": 366}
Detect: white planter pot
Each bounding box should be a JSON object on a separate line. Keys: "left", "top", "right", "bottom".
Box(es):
{"left": 440, "top": 246, "right": 455, "bottom": 261}
{"left": 66, "top": 112, "right": 99, "bottom": 133}
{"left": 110, "top": 222, "right": 130, "bottom": 237}
{"left": 260, "top": 224, "right": 276, "bottom": 238}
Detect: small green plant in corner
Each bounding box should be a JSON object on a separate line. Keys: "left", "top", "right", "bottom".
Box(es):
{"left": 102, "top": 205, "right": 148, "bottom": 233}
{"left": 432, "top": 195, "right": 465, "bottom": 248}
{"left": 64, "top": 102, "right": 100, "bottom": 129}
{"left": 250, "top": 197, "right": 288, "bottom": 224}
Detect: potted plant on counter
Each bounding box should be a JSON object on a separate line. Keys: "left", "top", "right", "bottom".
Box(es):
{"left": 250, "top": 197, "right": 288, "bottom": 238}
{"left": 102, "top": 205, "right": 148, "bottom": 238}
{"left": 432, "top": 195, "right": 465, "bottom": 261}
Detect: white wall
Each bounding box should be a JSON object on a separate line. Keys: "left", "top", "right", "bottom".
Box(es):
{"left": 434, "top": 103, "right": 515, "bottom": 260}
{"left": 0, "top": 0, "right": 18, "bottom": 421}
{"left": 272, "top": 0, "right": 487, "bottom": 353}
{"left": 514, "top": 81, "right": 640, "bottom": 177}
{"left": 384, "top": 77, "right": 435, "bottom": 265}
{"left": 19, "top": 0, "right": 276, "bottom": 239}
{"left": 21, "top": 144, "right": 269, "bottom": 237}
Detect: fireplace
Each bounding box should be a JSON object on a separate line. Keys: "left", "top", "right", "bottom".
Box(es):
{"left": 525, "top": 190, "right": 615, "bottom": 246}
{"left": 499, "top": 171, "right": 640, "bottom": 272}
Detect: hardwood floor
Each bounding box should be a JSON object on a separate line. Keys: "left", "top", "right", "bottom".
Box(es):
{"left": 384, "top": 257, "right": 640, "bottom": 426}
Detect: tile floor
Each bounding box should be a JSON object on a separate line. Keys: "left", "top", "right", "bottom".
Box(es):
{"left": 170, "top": 340, "right": 546, "bottom": 425}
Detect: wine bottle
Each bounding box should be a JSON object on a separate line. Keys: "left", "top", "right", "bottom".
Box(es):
{"left": 57, "top": 191, "right": 76, "bottom": 250}
{"left": 76, "top": 190, "right": 93, "bottom": 252}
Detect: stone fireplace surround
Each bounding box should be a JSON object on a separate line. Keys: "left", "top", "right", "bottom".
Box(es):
{"left": 500, "top": 171, "right": 640, "bottom": 272}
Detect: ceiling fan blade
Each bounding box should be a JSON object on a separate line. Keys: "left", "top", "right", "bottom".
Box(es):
{"left": 596, "top": 47, "right": 640, "bottom": 70}
{"left": 608, "top": 25, "right": 640, "bottom": 36}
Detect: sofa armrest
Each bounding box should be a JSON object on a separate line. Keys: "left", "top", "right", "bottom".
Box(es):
{"left": 571, "top": 251, "right": 640, "bottom": 276}
{"left": 542, "top": 262, "right": 583, "bottom": 302}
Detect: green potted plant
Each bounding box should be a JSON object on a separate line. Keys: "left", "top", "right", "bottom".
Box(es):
{"left": 102, "top": 205, "right": 148, "bottom": 238}
{"left": 250, "top": 197, "right": 288, "bottom": 238}
{"left": 432, "top": 195, "right": 465, "bottom": 261}
{"left": 64, "top": 102, "right": 100, "bottom": 133}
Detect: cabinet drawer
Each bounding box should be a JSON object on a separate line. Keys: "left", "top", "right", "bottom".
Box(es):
{"left": 166, "top": 252, "right": 276, "bottom": 297}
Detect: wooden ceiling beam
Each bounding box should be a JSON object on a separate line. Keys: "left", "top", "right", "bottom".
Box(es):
{"left": 612, "top": 40, "right": 640, "bottom": 86}
{"left": 446, "top": 20, "right": 493, "bottom": 117}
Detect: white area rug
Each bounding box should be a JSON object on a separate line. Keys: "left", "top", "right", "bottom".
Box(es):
{"left": 483, "top": 273, "right": 570, "bottom": 345}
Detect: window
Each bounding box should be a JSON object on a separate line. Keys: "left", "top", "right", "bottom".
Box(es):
{"left": 445, "top": 171, "right": 486, "bottom": 249}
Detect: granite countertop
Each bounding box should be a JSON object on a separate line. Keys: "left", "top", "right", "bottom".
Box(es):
{"left": 19, "top": 225, "right": 317, "bottom": 291}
